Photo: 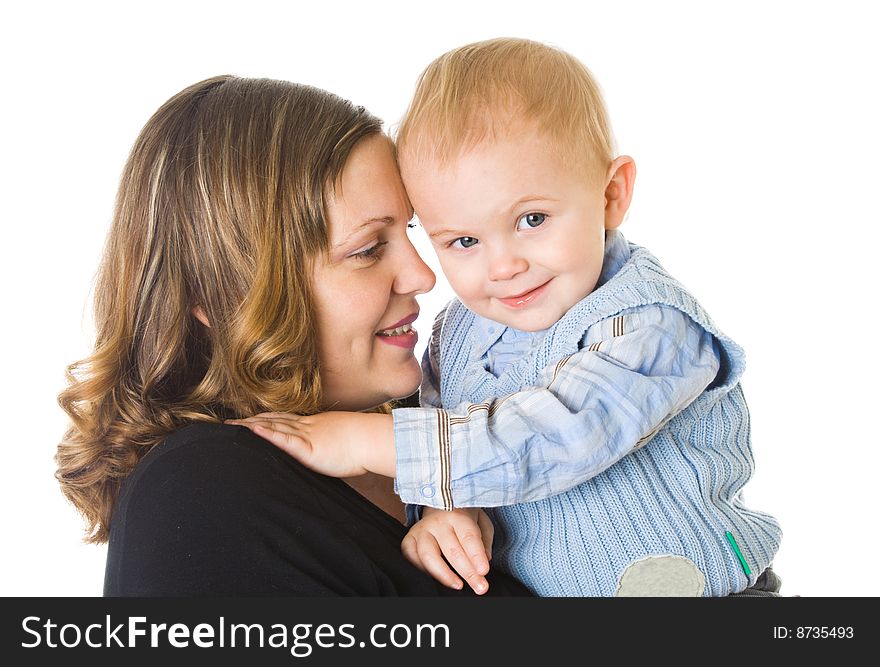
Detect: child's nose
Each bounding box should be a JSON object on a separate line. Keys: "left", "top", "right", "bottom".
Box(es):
{"left": 488, "top": 251, "right": 528, "bottom": 282}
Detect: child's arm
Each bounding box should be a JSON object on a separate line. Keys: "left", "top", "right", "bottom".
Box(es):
{"left": 232, "top": 305, "right": 720, "bottom": 510}
{"left": 393, "top": 304, "right": 722, "bottom": 510}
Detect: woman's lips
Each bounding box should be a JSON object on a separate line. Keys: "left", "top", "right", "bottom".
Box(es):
{"left": 497, "top": 280, "right": 551, "bottom": 309}
{"left": 376, "top": 312, "right": 419, "bottom": 349}
{"left": 379, "top": 312, "right": 418, "bottom": 331}
{"left": 376, "top": 328, "right": 418, "bottom": 348}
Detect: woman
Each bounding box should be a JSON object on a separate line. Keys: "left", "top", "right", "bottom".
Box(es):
{"left": 55, "top": 75, "right": 530, "bottom": 596}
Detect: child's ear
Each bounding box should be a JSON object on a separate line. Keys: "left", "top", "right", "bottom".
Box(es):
{"left": 604, "top": 156, "right": 636, "bottom": 230}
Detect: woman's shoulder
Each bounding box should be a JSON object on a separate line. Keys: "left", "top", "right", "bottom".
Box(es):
{"left": 142, "top": 420, "right": 273, "bottom": 460}
{"left": 136, "top": 421, "right": 282, "bottom": 467}
{"left": 119, "top": 422, "right": 292, "bottom": 499}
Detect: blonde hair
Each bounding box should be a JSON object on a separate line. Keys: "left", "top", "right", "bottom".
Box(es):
{"left": 56, "top": 75, "right": 382, "bottom": 544}
{"left": 395, "top": 37, "right": 616, "bottom": 181}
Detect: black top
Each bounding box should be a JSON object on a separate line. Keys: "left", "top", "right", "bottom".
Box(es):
{"left": 104, "top": 422, "right": 532, "bottom": 597}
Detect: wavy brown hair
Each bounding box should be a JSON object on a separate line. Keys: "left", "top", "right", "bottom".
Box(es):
{"left": 56, "top": 75, "right": 382, "bottom": 543}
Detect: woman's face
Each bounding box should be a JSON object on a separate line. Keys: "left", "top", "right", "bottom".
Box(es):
{"left": 312, "top": 134, "right": 436, "bottom": 411}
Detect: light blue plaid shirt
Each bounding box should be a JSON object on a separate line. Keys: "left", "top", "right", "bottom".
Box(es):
{"left": 393, "top": 232, "right": 720, "bottom": 509}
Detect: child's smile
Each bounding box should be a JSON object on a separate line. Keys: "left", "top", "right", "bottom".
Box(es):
{"left": 496, "top": 278, "right": 553, "bottom": 309}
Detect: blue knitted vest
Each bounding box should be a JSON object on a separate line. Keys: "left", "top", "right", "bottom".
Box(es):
{"left": 435, "top": 242, "right": 782, "bottom": 596}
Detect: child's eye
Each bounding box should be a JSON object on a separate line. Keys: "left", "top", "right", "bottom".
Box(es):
{"left": 350, "top": 241, "right": 388, "bottom": 262}
{"left": 516, "top": 212, "right": 547, "bottom": 230}
{"left": 450, "top": 236, "right": 479, "bottom": 249}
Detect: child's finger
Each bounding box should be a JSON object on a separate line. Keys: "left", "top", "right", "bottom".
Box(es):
{"left": 477, "top": 510, "right": 494, "bottom": 561}
{"left": 225, "top": 419, "right": 266, "bottom": 434}
{"left": 247, "top": 423, "right": 311, "bottom": 460}
{"left": 415, "top": 535, "right": 464, "bottom": 591}
{"left": 227, "top": 419, "right": 280, "bottom": 437}
{"left": 228, "top": 416, "right": 300, "bottom": 432}
{"left": 236, "top": 412, "right": 305, "bottom": 421}
{"left": 435, "top": 528, "right": 488, "bottom": 595}
{"left": 228, "top": 418, "right": 298, "bottom": 441}
{"left": 401, "top": 533, "right": 426, "bottom": 572}
{"left": 454, "top": 522, "right": 490, "bottom": 576}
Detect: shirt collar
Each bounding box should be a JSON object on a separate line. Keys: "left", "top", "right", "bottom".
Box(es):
{"left": 472, "top": 313, "right": 506, "bottom": 357}
{"left": 597, "top": 230, "right": 631, "bottom": 288}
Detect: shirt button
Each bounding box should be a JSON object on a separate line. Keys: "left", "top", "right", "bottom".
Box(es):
{"left": 420, "top": 484, "right": 435, "bottom": 498}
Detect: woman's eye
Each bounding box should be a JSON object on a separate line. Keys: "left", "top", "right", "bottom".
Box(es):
{"left": 516, "top": 212, "right": 547, "bottom": 230}
{"left": 451, "top": 236, "right": 479, "bottom": 249}
{"left": 351, "top": 241, "right": 388, "bottom": 262}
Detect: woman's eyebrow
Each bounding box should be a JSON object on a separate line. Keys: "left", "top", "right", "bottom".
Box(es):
{"left": 332, "top": 216, "right": 394, "bottom": 250}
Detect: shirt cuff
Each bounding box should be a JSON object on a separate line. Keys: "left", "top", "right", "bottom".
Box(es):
{"left": 392, "top": 406, "right": 447, "bottom": 510}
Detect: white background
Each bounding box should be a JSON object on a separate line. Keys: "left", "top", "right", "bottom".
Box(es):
{"left": 2, "top": 0, "right": 877, "bottom": 597}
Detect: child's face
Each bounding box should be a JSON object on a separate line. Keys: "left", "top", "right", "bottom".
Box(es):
{"left": 401, "top": 128, "right": 609, "bottom": 332}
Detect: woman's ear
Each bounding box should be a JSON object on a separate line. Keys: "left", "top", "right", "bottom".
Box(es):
{"left": 604, "top": 156, "right": 636, "bottom": 230}
{"left": 192, "top": 306, "right": 211, "bottom": 328}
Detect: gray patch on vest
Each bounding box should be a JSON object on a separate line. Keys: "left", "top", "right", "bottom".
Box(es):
{"left": 614, "top": 555, "right": 706, "bottom": 597}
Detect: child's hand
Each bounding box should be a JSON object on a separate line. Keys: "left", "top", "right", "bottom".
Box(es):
{"left": 227, "top": 411, "right": 396, "bottom": 478}
{"left": 401, "top": 507, "right": 494, "bottom": 595}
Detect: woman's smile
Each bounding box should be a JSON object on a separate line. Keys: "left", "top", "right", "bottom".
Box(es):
{"left": 376, "top": 312, "right": 420, "bottom": 348}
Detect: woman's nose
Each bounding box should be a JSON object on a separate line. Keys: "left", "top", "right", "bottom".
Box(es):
{"left": 394, "top": 239, "right": 436, "bottom": 295}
